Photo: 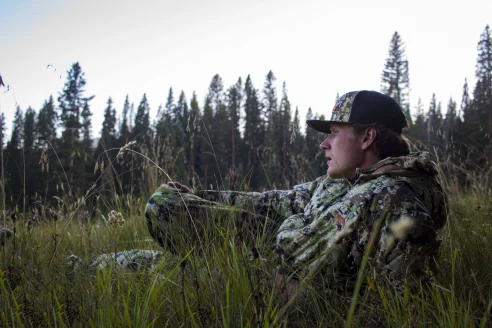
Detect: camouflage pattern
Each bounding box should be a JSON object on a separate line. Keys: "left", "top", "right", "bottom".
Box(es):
{"left": 67, "top": 249, "right": 164, "bottom": 273}
{"left": 144, "top": 151, "right": 447, "bottom": 289}
{"left": 331, "top": 91, "right": 359, "bottom": 123}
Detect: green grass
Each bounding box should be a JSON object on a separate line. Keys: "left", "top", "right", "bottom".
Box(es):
{"left": 0, "top": 191, "right": 491, "bottom": 327}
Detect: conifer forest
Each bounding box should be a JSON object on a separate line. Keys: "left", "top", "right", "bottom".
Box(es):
{"left": 2, "top": 27, "right": 491, "bottom": 211}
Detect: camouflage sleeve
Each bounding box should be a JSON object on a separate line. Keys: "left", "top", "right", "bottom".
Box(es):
{"left": 144, "top": 178, "right": 320, "bottom": 250}
{"left": 194, "top": 177, "right": 322, "bottom": 220}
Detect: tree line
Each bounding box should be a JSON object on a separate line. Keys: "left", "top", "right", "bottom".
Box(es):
{"left": 0, "top": 25, "right": 491, "bottom": 214}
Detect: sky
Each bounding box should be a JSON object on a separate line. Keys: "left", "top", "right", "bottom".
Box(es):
{"left": 1, "top": 0, "right": 491, "bottom": 138}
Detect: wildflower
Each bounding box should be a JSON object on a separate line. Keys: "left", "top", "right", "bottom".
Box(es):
{"left": 103, "top": 210, "right": 125, "bottom": 227}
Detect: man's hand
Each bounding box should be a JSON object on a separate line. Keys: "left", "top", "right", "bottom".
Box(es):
{"left": 167, "top": 181, "right": 193, "bottom": 194}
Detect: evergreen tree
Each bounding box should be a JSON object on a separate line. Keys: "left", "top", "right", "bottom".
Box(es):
{"left": 155, "top": 88, "right": 177, "bottom": 179}
{"left": 226, "top": 78, "right": 243, "bottom": 183}
{"left": 243, "top": 75, "right": 264, "bottom": 190}
{"left": 443, "top": 97, "right": 457, "bottom": 150}
{"left": 290, "top": 107, "right": 305, "bottom": 183}
{"left": 36, "top": 96, "right": 57, "bottom": 148}
{"left": 98, "top": 97, "right": 117, "bottom": 153}
{"left": 132, "top": 94, "right": 152, "bottom": 196}
{"left": 5, "top": 107, "right": 24, "bottom": 206}
{"left": 262, "top": 71, "right": 279, "bottom": 185}
{"left": 279, "top": 82, "right": 292, "bottom": 187}
{"left": 35, "top": 98, "right": 58, "bottom": 204}
{"left": 303, "top": 107, "right": 319, "bottom": 178}
{"left": 263, "top": 70, "right": 278, "bottom": 120}
{"left": 381, "top": 31, "right": 411, "bottom": 124}
{"left": 474, "top": 25, "right": 492, "bottom": 161}
{"left": 58, "top": 62, "right": 93, "bottom": 191}
{"left": 95, "top": 97, "right": 118, "bottom": 209}
{"left": 476, "top": 25, "right": 492, "bottom": 94}
{"left": 460, "top": 78, "right": 471, "bottom": 123}
{"left": 188, "top": 92, "right": 201, "bottom": 188}
{"left": 426, "top": 94, "right": 442, "bottom": 156}
{"left": 115, "top": 95, "right": 134, "bottom": 197}
{"left": 81, "top": 100, "right": 93, "bottom": 153}
{"left": 200, "top": 74, "right": 225, "bottom": 189}
{"left": 133, "top": 94, "right": 152, "bottom": 150}
{"left": 119, "top": 95, "right": 131, "bottom": 144}
{"left": 176, "top": 91, "right": 189, "bottom": 143}
{"left": 8, "top": 106, "right": 24, "bottom": 151}
{"left": 408, "top": 98, "right": 426, "bottom": 148}
{"left": 172, "top": 91, "right": 188, "bottom": 181}
{"left": 23, "top": 107, "right": 36, "bottom": 205}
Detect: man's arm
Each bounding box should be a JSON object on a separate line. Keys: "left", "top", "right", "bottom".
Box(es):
{"left": 193, "top": 176, "right": 323, "bottom": 221}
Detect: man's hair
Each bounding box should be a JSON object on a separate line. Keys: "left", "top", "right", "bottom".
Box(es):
{"left": 352, "top": 123, "right": 410, "bottom": 159}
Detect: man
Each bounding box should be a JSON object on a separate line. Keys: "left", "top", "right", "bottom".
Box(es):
{"left": 145, "top": 90, "right": 447, "bottom": 291}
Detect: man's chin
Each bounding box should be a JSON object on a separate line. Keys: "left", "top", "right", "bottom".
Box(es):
{"left": 327, "top": 170, "right": 340, "bottom": 179}
{"left": 327, "top": 169, "right": 355, "bottom": 180}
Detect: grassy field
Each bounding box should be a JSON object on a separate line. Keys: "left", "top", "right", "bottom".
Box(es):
{"left": 1, "top": 179, "right": 491, "bottom": 327}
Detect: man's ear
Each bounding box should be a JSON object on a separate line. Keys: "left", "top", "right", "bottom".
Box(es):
{"left": 361, "top": 127, "right": 377, "bottom": 150}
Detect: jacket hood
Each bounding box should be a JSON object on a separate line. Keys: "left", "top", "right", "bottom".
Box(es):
{"left": 356, "top": 152, "right": 438, "bottom": 182}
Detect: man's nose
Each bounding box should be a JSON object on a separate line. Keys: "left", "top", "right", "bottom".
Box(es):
{"left": 320, "top": 137, "right": 330, "bottom": 151}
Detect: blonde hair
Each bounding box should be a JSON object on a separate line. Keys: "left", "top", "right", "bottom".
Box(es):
{"left": 352, "top": 123, "right": 410, "bottom": 159}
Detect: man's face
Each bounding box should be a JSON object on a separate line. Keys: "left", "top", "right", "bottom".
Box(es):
{"left": 319, "top": 123, "right": 365, "bottom": 179}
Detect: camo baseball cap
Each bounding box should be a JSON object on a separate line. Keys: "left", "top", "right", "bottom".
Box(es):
{"left": 306, "top": 90, "right": 407, "bottom": 134}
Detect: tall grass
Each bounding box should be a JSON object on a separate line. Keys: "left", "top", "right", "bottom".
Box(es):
{"left": 1, "top": 141, "right": 491, "bottom": 327}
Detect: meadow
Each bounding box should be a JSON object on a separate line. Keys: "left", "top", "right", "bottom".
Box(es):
{"left": 0, "top": 151, "right": 491, "bottom": 328}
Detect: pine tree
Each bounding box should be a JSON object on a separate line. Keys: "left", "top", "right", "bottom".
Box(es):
{"left": 133, "top": 94, "right": 152, "bottom": 150}
{"left": 426, "top": 94, "right": 442, "bottom": 156}
{"left": 5, "top": 107, "right": 24, "bottom": 206}
{"left": 381, "top": 31, "right": 411, "bottom": 124}
{"left": 119, "top": 95, "right": 131, "bottom": 144}
{"left": 476, "top": 25, "right": 492, "bottom": 94}
{"left": 474, "top": 25, "right": 492, "bottom": 161}
{"left": 132, "top": 94, "right": 153, "bottom": 196}
{"left": 98, "top": 97, "right": 117, "bottom": 153}
{"left": 155, "top": 88, "right": 177, "bottom": 178}
{"left": 35, "top": 97, "right": 58, "bottom": 204}
{"left": 172, "top": 91, "right": 188, "bottom": 182}
{"left": 443, "top": 97, "right": 457, "bottom": 150}
{"left": 226, "top": 78, "right": 243, "bottom": 184}
{"left": 461, "top": 78, "right": 471, "bottom": 123}
{"left": 79, "top": 100, "right": 95, "bottom": 195}
{"left": 290, "top": 107, "right": 305, "bottom": 183}
{"left": 94, "top": 97, "right": 118, "bottom": 210}
{"left": 36, "top": 96, "right": 57, "bottom": 148}
{"left": 200, "top": 74, "right": 225, "bottom": 189}
{"left": 303, "top": 107, "right": 319, "bottom": 178}
{"left": 8, "top": 106, "right": 24, "bottom": 151}
{"left": 81, "top": 100, "right": 93, "bottom": 153}
{"left": 23, "top": 107, "right": 36, "bottom": 206}
{"left": 408, "top": 98, "right": 426, "bottom": 148}
{"left": 188, "top": 92, "right": 200, "bottom": 188}
{"left": 58, "top": 62, "right": 93, "bottom": 191}
{"left": 262, "top": 71, "right": 279, "bottom": 185}
{"left": 279, "top": 82, "right": 292, "bottom": 187}
{"left": 243, "top": 75, "right": 264, "bottom": 190}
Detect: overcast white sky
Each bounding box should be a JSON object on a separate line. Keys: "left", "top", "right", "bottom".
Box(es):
{"left": 1, "top": 0, "right": 491, "bottom": 138}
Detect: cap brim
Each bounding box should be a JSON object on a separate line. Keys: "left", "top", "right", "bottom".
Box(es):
{"left": 306, "top": 120, "right": 350, "bottom": 133}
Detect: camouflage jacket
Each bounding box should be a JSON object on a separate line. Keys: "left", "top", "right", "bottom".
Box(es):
{"left": 145, "top": 152, "right": 447, "bottom": 288}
